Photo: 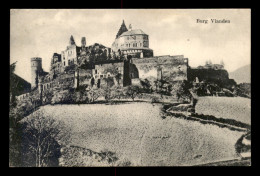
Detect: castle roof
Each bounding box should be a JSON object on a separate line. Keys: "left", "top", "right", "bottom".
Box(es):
{"left": 116, "top": 20, "right": 128, "bottom": 39}
{"left": 120, "top": 47, "right": 153, "bottom": 51}
{"left": 120, "top": 29, "right": 147, "bottom": 37}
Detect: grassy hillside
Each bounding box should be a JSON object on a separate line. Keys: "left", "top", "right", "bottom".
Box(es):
{"left": 29, "top": 103, "right": 244, "bottom": 166}
{"left": 229, "top": 65, "right": 250, "bottom": 84}
{"left": 195, "top": 97, "right": 251, "bottom": 125}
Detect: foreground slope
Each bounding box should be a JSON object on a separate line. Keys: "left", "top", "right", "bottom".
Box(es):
{"left": 33, "top": 103, "right": 245, "bottom": 166}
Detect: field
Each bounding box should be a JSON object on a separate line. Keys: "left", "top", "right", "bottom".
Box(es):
{"left": 195, "top": 97, "right": 251, "bottom": 125}
{"left": 34, "top": 103, "right": 244, "bottom": 166}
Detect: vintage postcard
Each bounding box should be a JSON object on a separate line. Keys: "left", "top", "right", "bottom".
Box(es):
{"left": 10, "top": 9, "right": 251, "bottom": 167}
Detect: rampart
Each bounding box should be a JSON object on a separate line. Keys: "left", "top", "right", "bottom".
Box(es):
{"left": 132, "top": 55, "right": 188, "bottom": 83}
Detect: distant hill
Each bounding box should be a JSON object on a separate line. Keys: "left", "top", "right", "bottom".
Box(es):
{"left": 229, "top": 65, "right": 250, "bottom": 84}
{"left": 10, "top": 73, "right": 31, "bottom": 96}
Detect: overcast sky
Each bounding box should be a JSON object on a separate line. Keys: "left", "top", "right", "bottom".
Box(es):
{"left": 10, "top": 9, "right": 250, "bottom": 83}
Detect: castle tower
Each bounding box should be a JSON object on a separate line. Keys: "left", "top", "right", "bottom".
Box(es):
{"left": 31, "top": 57, "right": 43, "bottom": 89}
{"left": 81, "top": 37, "right": 86, "bottom": 47}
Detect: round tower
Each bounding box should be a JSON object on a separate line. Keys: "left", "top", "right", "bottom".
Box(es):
{"left": 31, "top": 57, "right": 43, "bottom": 89}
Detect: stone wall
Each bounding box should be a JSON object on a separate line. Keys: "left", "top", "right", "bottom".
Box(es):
{"left": 36, "top": 55, "right": 189, "bottom": 92}
{"left": 16, "top": 92, "right": 30, "bottom": 101}
{"left": 93, "top": 62, "right": 124, "bottom": 86}
{"left": 188, "top": 68, "right": 236, "bottom": 88}
{"left": 132, "top": 55, "right": 188, "bottom": 83}
{"left": 78, "top": 69, "right": 93, "bottom": 86}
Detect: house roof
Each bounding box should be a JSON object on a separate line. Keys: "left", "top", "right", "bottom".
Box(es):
{"left": 120, "top": 29, "right": 147, "bottom": 37}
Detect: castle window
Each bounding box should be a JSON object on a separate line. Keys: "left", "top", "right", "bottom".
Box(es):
{"left": 95, "top": 69, "right": 97, "bottom": 74}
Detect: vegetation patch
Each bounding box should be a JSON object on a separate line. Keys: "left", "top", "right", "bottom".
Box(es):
{"left": 235, "top": 131, "right": 251, "bottom": 156}
{"left": 60, "top": 145, "right": 133, "bottom": 167}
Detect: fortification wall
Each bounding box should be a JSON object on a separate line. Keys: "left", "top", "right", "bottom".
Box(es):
{"left": 132, "top": 56, "right": 188, "bottom": 83}
{"left": 188, "top": 68, "right": 236, "bottom": 88}
{"left": 93, "top": 62, "right": 124, "bottom": 86}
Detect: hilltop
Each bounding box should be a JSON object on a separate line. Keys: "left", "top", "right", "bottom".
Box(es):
{"left": 229, "top": 65, "right": 250, "bottom": 84}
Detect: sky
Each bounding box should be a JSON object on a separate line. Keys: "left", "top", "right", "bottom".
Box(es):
{"left": 10, "top": 9, "right": 251, "bottom": 83}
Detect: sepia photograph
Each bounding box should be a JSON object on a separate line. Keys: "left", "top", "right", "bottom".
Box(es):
{"left": 9, "top": 9, "right": 251, "bottom": 167}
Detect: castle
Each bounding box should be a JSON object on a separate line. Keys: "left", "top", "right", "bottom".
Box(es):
{"left": 29, "top": 20, "right": 189, "bottom": 93}
{"left": 27, "top": 20, "right": 235, "bottom": 99}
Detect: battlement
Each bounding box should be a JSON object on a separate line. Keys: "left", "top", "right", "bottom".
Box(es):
{"left": 132, "top": 55, "right": 188, "bottom": 65}
{"left": 31, "top": 57, "right": 42, "bottom": 61}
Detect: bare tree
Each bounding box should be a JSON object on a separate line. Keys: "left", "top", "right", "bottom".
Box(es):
{"left": 22, "top": 110, "right": 70, "bottom": 167}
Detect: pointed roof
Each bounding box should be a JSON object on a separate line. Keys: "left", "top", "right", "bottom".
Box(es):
{"left": 69, "top": 35, "right": 76, "bottom": 45}
{"left": 116, "top": 20, "right": 128, "bottom": 39}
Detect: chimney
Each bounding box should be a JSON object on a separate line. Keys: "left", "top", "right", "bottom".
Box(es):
{"left": 129, "top": 24, "right": 132, "bottom": 31}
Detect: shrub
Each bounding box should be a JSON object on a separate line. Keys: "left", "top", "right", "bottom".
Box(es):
{"left": 124, "top": 85, "right": 140, "bottom": 101}
{"left": 103, "top": 87, "right": 113, "bottom": 102}
{"left": 87, "top": 88, "right": 104, "bottom": 103}
{"left": 73, "top": 91, "right": 88, "bottom": 104}
{"left": 151, "top": 97, "right": 160, "bottom": 103}
{"left": 42, "top": 90, "right": 54, "bottom": 105}
{"left": 116, "top": 158, "right": 131, "bottom": 166}
{"left": 99, "top": 149, "right": 118, "bottom": 164}
{"left": 111, "top": 86, "right": 125, "bottom": 100}
{"left": 51, "top": 90, "right": 73, "bottom": 104}
{"left": 235, "top": 132, "right": 251, "bottom": 155}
